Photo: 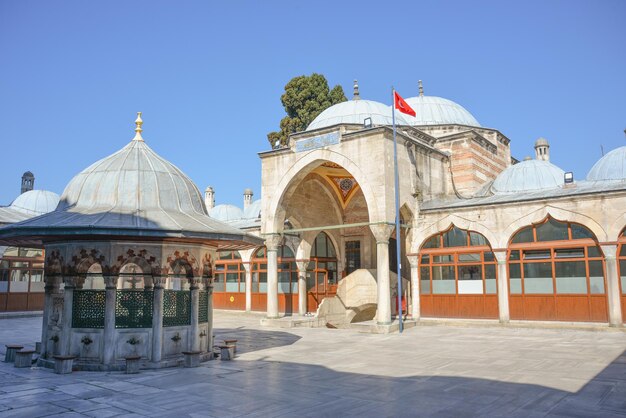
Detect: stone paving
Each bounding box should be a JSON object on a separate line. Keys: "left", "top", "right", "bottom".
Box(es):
{"left": 1, "top": 312, "right": 626, "bottom": 417}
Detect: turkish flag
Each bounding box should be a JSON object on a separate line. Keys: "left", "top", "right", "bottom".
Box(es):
{"left": 394, "top": 91, "right": 416, "bottom": 117}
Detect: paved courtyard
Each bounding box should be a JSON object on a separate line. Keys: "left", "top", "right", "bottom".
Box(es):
{"left": 1, "top": 312, "right": 626, "bottom": 417}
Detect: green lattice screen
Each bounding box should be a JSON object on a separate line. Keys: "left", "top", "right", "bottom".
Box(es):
{"left": 199, "top": 290, "right": 208, "bottom": 323}
{"left": 72, "top": 290, "right": 106, "bottom": 328}
{"left": 116, "top": 290, "right": 154, "bottom": 328}
{"left": 163, "top": 290, "right": 191, "bottom": 327}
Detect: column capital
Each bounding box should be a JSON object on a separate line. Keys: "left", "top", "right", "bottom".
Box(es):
{"left": 370, "top": 223, "right": 394, "bottom": 244}
{"left": 407, "top": 255, "right": 419, "bottom": 268}
{"left": 601, "top": 244, "right": 618, "bottom": 259}
{"left": 152, "top": 275, "right": 165, "bottom": 289}
{"left": 62, "top": 276, "right": 79, "bottom": 288}
{"left": 103, "top": 275, "right": 118, "bottom": 289}
{"left": 265, "top": 234, "right": 282, "bottom": 251}
{"left": 45, "top": 275, "right": 62, "bottom": 293}
{"left": 189, "top": 277, "right": 200, "bottom": 290}
{"left": 493, "top": 250, "right": 508, "bottom": 264}
{"left": 296, "top": 259, "right": 309, "bottom": 271}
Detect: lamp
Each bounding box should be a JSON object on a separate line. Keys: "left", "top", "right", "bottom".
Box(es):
{"left": 363, "top": 117, "right": 372, "bottom": 128}
{"left": 564, "top": 172, "right": 574, "bottom": 184}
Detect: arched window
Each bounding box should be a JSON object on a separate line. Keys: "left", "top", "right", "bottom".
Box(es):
{"left": 119, "top": 263, "right": 145, "bottom": 289}
{"left": 306, "top": 232, "right": 339, "bottom": 312}
{"left": 508, "top": 217, "right": 606, "bottom": 322}
{"left": 214, "top": 251, "right": 244, "bottom": 293}
{"left": 418, "top": 226, "right": 497, "bottom": 319}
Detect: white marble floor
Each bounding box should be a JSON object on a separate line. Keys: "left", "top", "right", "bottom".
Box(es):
{"left": 1, "top": 311, "right": 626, "bottom": 417}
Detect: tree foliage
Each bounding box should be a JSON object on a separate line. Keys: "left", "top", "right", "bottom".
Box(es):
{"left": 267, "top": 73, "right": 347, "bottom": 148}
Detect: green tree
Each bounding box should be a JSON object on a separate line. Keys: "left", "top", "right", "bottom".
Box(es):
{"left": 267, "top": 73, "right": 347, "bottom": 148}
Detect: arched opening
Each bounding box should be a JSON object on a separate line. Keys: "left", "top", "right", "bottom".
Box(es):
{"left": 0, "top": 246, "right": 44, "bottom": 311}
{"left": 118, "top": 263, "right": 145, "bottom": 289}
{"left": 418, "top": 225, "right": 498, "bottom": 319}
{"left": 306, "top": 232, "right": 338, "bottom": 312}
{"left": 251, "top": 245, "right": 298, "bottom": 313}
{"left": 614, "top": 228, "right": 626, "bottom": 322}
{"left": 83, "top": 263, "right": 105, "bottom": 289}
{"left": 213, "top": 251, "right": 245, "bottom": 310}
{"left": 507, "top": 216, "right": 607, "bottom": 322}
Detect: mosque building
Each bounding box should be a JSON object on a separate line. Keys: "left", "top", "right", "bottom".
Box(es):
{"left": 206, "top": 80, "right": 626, "bottom": 328}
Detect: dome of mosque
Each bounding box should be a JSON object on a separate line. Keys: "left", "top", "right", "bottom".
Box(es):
{"left": 10, "top": 190, "right": 60, "bottom": 215}
{"left": 243, "top": 199, "right": 262, "bottom": 219}
{"left": 491, "top": 159, "right": 565, "bottom": 194}
{"left": 404, "top": 95, "right": 480, "bottom": 127}
{"left": 306, "top": 80, "right": 410, "bottom": 131}
{"left": 586, "top": 146, "right": 626, "bottom": 182}
{"left": 209, "top": 204, "right": 244, "bottom": 221}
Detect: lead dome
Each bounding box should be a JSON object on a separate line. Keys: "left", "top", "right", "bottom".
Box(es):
{"left": 586, "top": 146, "right": 626, "bottom": 182}
{"left": 10, "top": 190, "right": 60, "bottom": 215}
{"left": 491, "top": 159, "right": 565, "bottom": 194}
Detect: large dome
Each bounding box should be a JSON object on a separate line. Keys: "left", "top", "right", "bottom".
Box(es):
{"left": 10, "top": 190, "right": 60, "bottom": 215}
{"left": 404, "top": 95, "right": 480, "bottom": 127}
{"left": 491, "top": 160, "right": 565, "bottom": 194}
{"left": 587, "top": 146, "right": 626, "bottom": 182}
{"left": 306, "top": 99, "right": 409, "bottom": 131}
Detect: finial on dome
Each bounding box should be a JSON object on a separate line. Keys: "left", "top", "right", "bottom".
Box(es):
{"left": 353, "top": 79, "right": 360, "bottom": 101}
{"left": 418, "top": 80, "right": 424, "bottom": 97}
{"left": 133, "top": 112, "right": 144, "bottom": 142}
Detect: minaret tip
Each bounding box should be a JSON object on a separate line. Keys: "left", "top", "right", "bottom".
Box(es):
{"left": 418, "top": 80, "right": 424, "bottom": 97}
{"left": 353, "top": 79, "right": 360, "bottom": 100}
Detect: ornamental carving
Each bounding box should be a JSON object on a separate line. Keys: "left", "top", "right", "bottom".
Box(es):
{"left": 113, "top": 248, "right": 161, "bottom": 276}
{"left": 45, "top": 250, "right": 64, "bottom": 276}
{"left": 164, "top": 250, "right": 198, "bottom": 277}
{"left": 69, "top": 248, "right": 107, "bottom": 275}
{"left": 201, "top": 253, "right": 214, "bottom": 280}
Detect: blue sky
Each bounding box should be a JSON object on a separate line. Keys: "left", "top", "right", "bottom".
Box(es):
{"left": 1, "top": 1, "right": 625, "bottom": 208}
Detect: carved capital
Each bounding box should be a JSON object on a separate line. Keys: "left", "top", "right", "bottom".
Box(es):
{"left": 407, "top": 255, "right": 419, "bottom": 268}
{"left": 601, "top": 244, "right": 617, "bottom": 259}
{"left": 189, "top": 277, "right": 200, "bottom": 290}
{"left": 264, "top": 234, "right": 282, "bottom": 252}
{"left": 152, "top": 275, "right": 165, "bottom": 289}
{"left": 370, "top": 224, "right": 394, "bottom": 244}
{"left": 296, "top": 260, "right": 309, "bottom": 272}
{"left": 103, "top": 275, "right": 118, "bottom": 289}
{"left": 62, "top": 276, "right": 79, "bottom": 288}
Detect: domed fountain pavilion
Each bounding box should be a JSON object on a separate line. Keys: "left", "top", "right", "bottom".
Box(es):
{"left": 0, "top": 113, "right": 262, "bottom": 370}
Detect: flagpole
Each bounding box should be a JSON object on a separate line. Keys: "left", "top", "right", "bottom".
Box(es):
{"left": 391, "top": 87, "right": 404, "bottom": 333}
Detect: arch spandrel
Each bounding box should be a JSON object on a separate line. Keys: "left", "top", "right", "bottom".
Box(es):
{"left": 607, "top": 213, "right": 626, "bottom": 242}
{"left": 501, "top": 206, "right": 607, "bottom": 247}
{"left": 264, "top": 149, "right": 383, "bottom": 233}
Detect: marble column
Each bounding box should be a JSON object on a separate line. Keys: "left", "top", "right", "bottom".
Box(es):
{"left": 60, "top": 276, "right": 77, "bottom": 356}
{"left": 265, "top": 234, "right": 281, "bottom": 319}
{"left": 189, "top": 277, "right": 200, "bottom": 351}
{"left": 244, "top": 262, "right": 252, "bottom": 312}
{"left": 151, "top": 276, "right": 164, "bottom": 363}
{"left": 494, "top": 251, "right": 510, "bottom": 323}
{"left": 408, "top": 255, "right": 420, "bottom": 320}
{"left": 103, "top": 275, "right": 117, "bottom": 365}
{"left": 296, "top": 260, "right": 309, "bottom": 316}
{"left": 207, "top": 283, "right": 214, "bottom": 350}
{"left": 601, "top": 245, "right": 623, "bottom": 327}
{"left": 41, "top": 275, "right": 61, "bottom": 359}
{"left": 371, "top": 224, "right": 393, "bottom": 325}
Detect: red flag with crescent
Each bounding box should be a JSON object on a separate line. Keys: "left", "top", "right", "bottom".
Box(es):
{"left": 394, "top": 91, "right": 416, "bottom": 117}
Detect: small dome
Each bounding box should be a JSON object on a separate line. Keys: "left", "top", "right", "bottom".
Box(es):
{"left": 11, "top": 190, "right": 60, "bottom": 215}
{"left": 306, "top": 99, "right": 409, "bottom": 131}
{"left": 243, "top": 199, "right": 261, "bottom": 219}
{"left": 587, "top": 146, "right": 626, "bottom": 182}
{"left": 59, "top": 140, "right": 206, "bottom": 215}
{"left": 535, "top": 137, "right": 549, "bottom": 147}
{"left": 492, "top": 160, "right": 565, "bottom": 194}
{"left": 404, "top": 95, "right": 480, "bottom": 127}
{"left": 210, "top": 204, "right": 243, "bottom": 221}
{"left": 243, "top": 188, "right": 253, "bottom": 195}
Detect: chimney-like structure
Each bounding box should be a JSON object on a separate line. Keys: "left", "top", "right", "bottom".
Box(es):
{"left": 21, "top": 171, "right": 34, "bottom": 194}
{"left": 205, "top": 186, "right": 215, "bottom": 210}
{"left": 534, "top": 137, "right": 550, "bottom": 162}
{"left": 243, "top": 188, "right": 253, "bottom": 210}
